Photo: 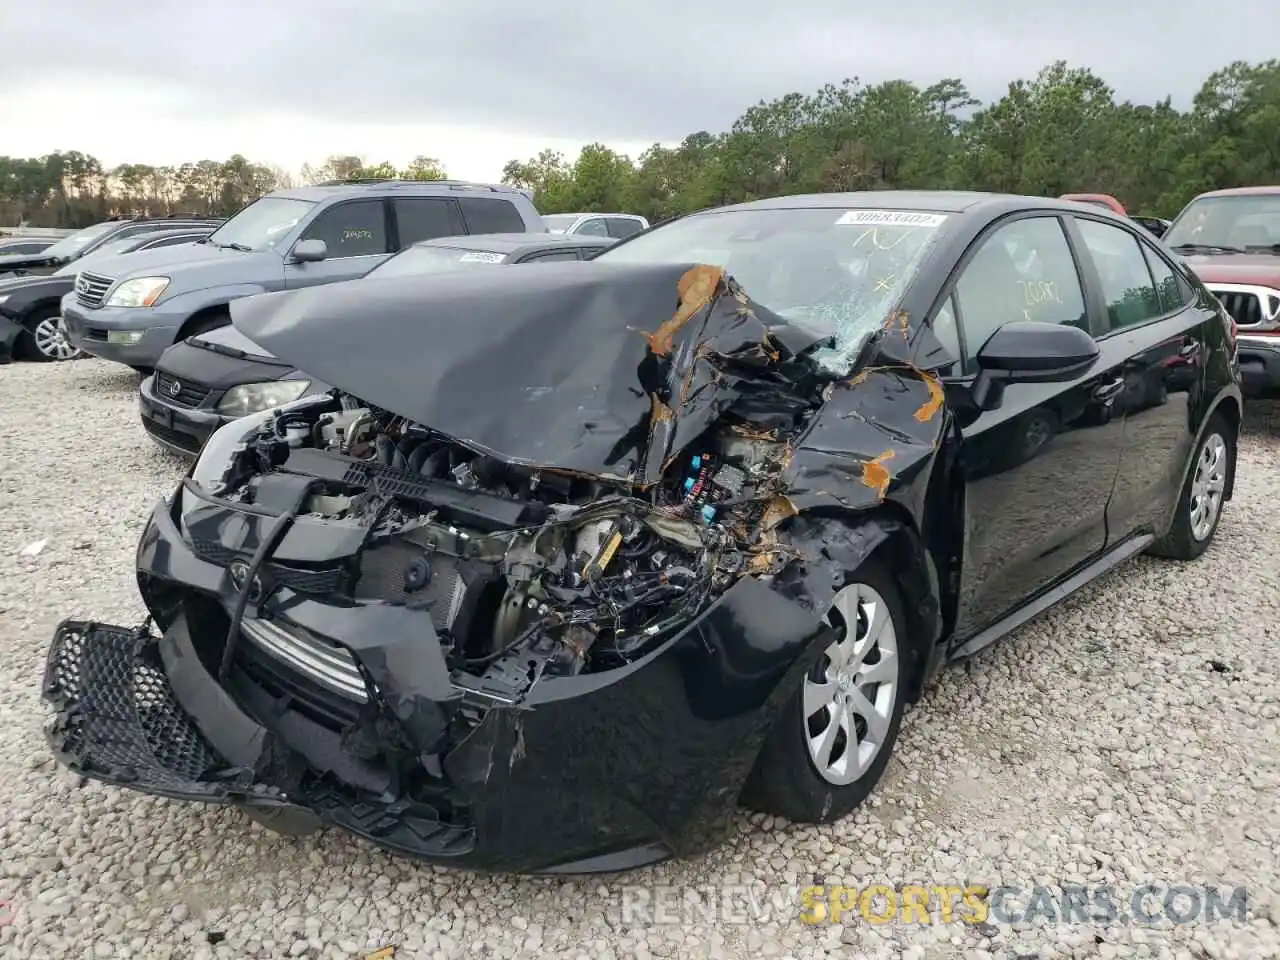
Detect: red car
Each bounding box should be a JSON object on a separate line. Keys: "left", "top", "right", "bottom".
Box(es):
{"left": 1059, "top": 194, "right": 1171, "bottom": 239}
{"left": 1164, "top": 186, "right": 1280, "bottom": 396}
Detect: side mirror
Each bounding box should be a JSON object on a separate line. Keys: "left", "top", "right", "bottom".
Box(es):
{"left": 291, "top": 239, "right": 327, "bottom": 263}
{"left": 971, "top": 321, "right": 1100, "bottom": 411}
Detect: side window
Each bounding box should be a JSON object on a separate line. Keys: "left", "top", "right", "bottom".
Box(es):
{"left": 458, "top": 197, "right": 527, "bottom": 235}
{"left": 1141, "top": 245, "right": 1190, "bottom": 315}
{"left": 519, "top": 250, "right": 579, "bottom": 263}
{"left": 575, "top": 218, "right": 610, "bottom": 237}
{"left": 954, "top": 216, "right": 1087, "bottom": 372}
{"left": 394, "top": 199, "right": 464, "bottom": 247}
{"left": 1074, "top": 218, "right": 1162, "bottom": 331}
{"left": 931, "top": 294, "right": 961, "bottom": 376}
{"left": 109, "top": 225, "right": 151, "bottom": 242}
{"left": 299, "top": 200, "right": 389, "bottom": 257}
{"left": 605, "top": 217, "right": 643, "bottom": 239}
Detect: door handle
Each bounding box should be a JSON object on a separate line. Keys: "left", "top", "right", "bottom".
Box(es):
{"left": 1092, "top": 376, "right": 1126, "bottom": 402}
{"left": 1179, "top": 340, "right": 1201, "bottom": 359}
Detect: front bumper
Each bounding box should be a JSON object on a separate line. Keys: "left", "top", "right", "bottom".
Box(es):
{"left": 1236, "top": 336, "right": 1280, "bottom": 398}
{"left": 42, "top": 485, "right": 830, "bottom": 873}
{"left": 62, "top": 295, "right": 181, "bottom": 368}
{"left": 138, "top": 374, "right": 227, "bottom": 457}
{"left": 0, "top": 314, "right": 22, "bottom": 363}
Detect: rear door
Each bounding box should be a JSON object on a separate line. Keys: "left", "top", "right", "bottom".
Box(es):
{"left": 283, "top": 199, "right": 392, "bottom": 289}
{"left": 457, "top": 196, "right": 529, "bottom": 235}
{"left": 939, "top": 212, "right": 1129, "bottom": 640}
{"left": 1066, "top": 214, "right": 1216, "bottom": 543}
{"left": 391, "top": 198, "right": 466, "bottom": 248}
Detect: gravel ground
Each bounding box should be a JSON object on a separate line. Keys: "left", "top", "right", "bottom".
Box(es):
{"left": 1, "top": 358, "right": 1278, "bottom": 960}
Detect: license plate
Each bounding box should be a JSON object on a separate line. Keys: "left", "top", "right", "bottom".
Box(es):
{"left": 146, "top": 401, "right": 173, "bottom": 428}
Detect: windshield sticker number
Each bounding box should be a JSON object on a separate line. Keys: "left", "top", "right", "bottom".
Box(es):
{"left": 459, "top": 252, "right": 505, "bottom": 263}
{"left": 836, "top": 210, "right": 948, "bottom": 228}
{"left": 342, "top": 228, "right": 374, "bottom": 243}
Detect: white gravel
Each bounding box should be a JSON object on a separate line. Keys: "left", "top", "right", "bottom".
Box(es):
{"left": 1, "top": 357, "right": 1278, "bottom": 960}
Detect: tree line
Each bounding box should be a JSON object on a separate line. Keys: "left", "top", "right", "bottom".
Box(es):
{"left": 506, "top": 59, "right": 1279, "bottom": 221}
{"left": 0, "top": 154, "right": 448, "bottom": 227}
{"left": 4, "top": 59, "right": 1278, "bottom": 229}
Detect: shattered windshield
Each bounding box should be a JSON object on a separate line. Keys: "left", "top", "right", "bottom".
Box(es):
{"left": 1165, "top": 194, "right": 1280, "bottom": 253}
{"left": 596, "top": 207, "right": 950, "bottom": 373}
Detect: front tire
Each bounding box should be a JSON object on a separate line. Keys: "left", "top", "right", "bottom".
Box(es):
{"left": 20, "top": 306, "right": 83, "bottom": 362}
{"left": 1148, "top": 412, "right": 1234, "bottom": 561}
{"left": 741, "top": 555, "right": 909, "bottom": 823}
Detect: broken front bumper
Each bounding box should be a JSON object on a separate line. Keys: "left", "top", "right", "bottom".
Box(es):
{"left": 43, "top": 487, "right": 833, "bottom": 873}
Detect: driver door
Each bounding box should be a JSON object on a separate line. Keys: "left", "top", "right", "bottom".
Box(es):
{"left": 938, "top": 213, "right": 1130, "bottom": 641}
{"left": 283, "top": 199, "right": 393, "bottom": 289}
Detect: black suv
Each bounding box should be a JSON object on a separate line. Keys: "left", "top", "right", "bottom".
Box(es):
{"left": 0, "top": 215, "right": 224, "bottom": 279}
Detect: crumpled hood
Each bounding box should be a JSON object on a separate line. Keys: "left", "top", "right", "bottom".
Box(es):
{"left": 80, "top": 244, "right": 280, "bottom": 285}
{"left": 231, "top": 260, "right": 820, "bottom": 484}
{"left": 1181, "top": 254, "right": 1280, "bottom": 288}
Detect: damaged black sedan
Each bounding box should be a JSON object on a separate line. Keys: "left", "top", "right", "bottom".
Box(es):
{"left": 45, "top": 192, "right": 1241, "bottom": 874}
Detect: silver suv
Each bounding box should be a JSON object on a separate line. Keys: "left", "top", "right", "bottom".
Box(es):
{"left": 61, "top": 179, "right": 545, "bottom": 370}
{"left": 541, "top": 212, "right": 649, "bottom": 239}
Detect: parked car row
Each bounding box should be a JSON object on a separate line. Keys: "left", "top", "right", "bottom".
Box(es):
{"left": 0, "top": 192, "right": 650, "bottom": 367}
{"left": 0, "top": 225, "right": 218, "bottom": 361}
{"left": 43, "top": 186, "right": 1243, "bottom": 875}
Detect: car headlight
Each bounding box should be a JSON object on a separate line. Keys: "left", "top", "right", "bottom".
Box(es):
{"left": 105, "top": 277, "right": 170, "bottom": 308}
{"left": 189, "top": 406, "right": 281, "bottom": 497}
{"left": 217, "top": 380, "right": 313, "bottom": 418}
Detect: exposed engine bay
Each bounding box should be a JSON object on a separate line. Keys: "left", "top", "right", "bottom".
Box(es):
{"left": 202, "top": 382, "right": 823, "bottom": 697}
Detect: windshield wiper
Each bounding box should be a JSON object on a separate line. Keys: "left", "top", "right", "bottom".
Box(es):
{"left": 185, "top": 334, "right": 284, "bottom": 364}
{"left": 223, "top": 242, "right": 253, "bottom": 252}
{"left": 1243, "top": 244, "right": 1280, "bottom": 255}
{"left": 186, "top": 337, "right": 248, "bottom": 359}
{"left": 1171, "top": 242, "right": 1246, "bottom": 255}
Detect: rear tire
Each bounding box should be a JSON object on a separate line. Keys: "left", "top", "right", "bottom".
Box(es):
{"left": 1148, "top": 412, "right": 1234, "bottom": 561}
{"left": 741, "top": 555, "right": 909, "bottom": 823}
{"left": 19, "top": 306, "right": 83, "bottom": 362}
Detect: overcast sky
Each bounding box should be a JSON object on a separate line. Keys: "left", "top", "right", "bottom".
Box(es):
{"left": 3, "top": 0, "right": 1277, "bottom": 182}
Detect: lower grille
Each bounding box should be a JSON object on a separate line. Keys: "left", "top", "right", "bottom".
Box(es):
{"left": 141, "top": 418, "right": 204, "bottom": 454}
{"left": 154, "top": 372, "right": 210, "bottom": 408}
{"left": 240, "top": 617, "right": 368, "bottom": 703}
{"left": 43, "top": 620, "right": 252, "bottom": 791}
{"left": 75, "top": 272, "right": 114, "bottom": 308}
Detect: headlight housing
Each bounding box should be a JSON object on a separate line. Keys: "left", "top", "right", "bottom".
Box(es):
{"left": 106, "top": 277, "right": 170, "bottom": 308}
{"left": 217, "top": 380, "right": 312, "bottom": 418}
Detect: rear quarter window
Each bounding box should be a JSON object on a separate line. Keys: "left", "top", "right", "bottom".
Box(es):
{"left": 606, "top": 218, "right": 644, "bottom": 239}
{"left": 459, "top": 197, "right": 527, "bottom": 234}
